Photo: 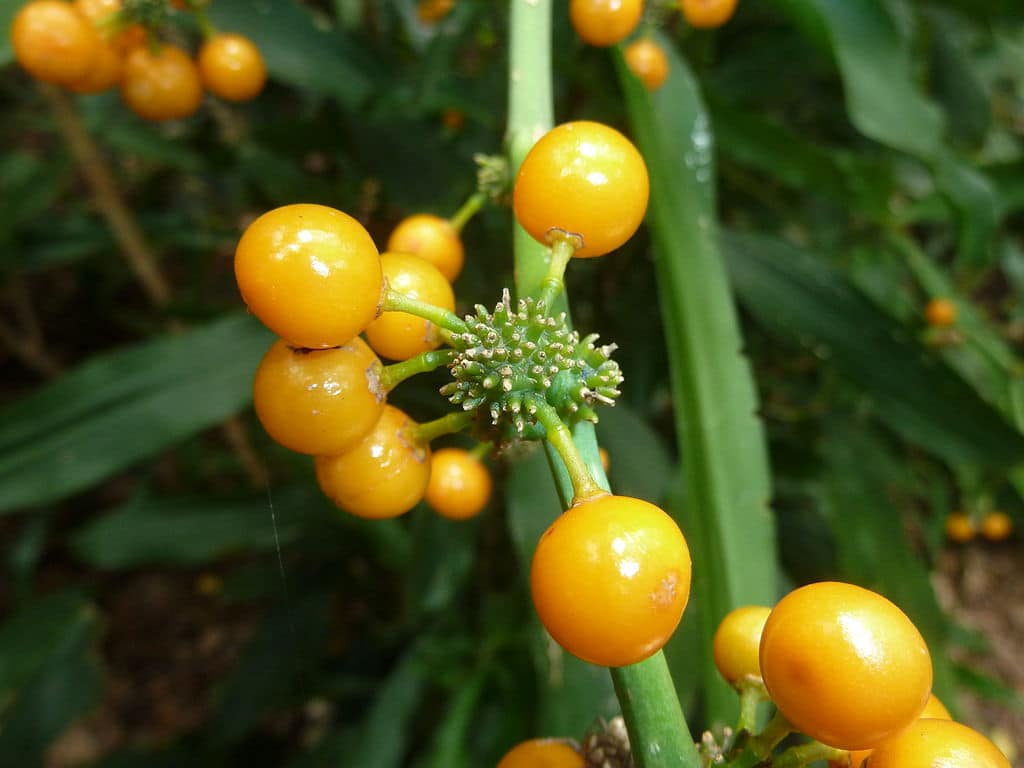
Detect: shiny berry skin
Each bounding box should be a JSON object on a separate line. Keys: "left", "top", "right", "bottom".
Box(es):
{"left": 980, "top": 510, "right": 1013, "bottom": 541}
{"left": 569, "top": 0, "right": 643, "bottom": 47}
{"left": 865, "top": 719, "right": 1010, "bottom": 768}
{"left": 315, "top": 406, "right": 431, "bottom": 519}
{"left": 120, "top": 44, "right": 203, "bottom": 121}
{"left": 530, "top": 494, "right": 691, "bottom": 667}
{"left": 624, "top": 38, "right": 670, "bottom": 91}
{"left": 425, "top": 448, "right": 492, "bottom": 520}
{"left": 198, "top": 33, "right": 267, "bottom": 102}
{"left": 680, "top": 0, "right": 738, "bottom": 28}
{"left": 497, "top": 739, "right": 584, "bottom": 768}
{"left": 386, "top": 214, "right": 464, "bottom": 281}
{"left": 365, "top": 252, "right": 455, "bottom": 361}
{"left": 924, "top": 297, "right": 957, "bottom": 327}
{"left": 712, "top": 605, "right": 771, "bottom": 684}
{"left": 234, "top": 204, "right": 383, "bottom": 349}
{"left": 11, "top": 0, "right": 101, "bottom": 86}
{"left": 252, "top": 338, "right": 385, "bottom": 456}
{"left": 832, "top": 694, "right": 953, "bottom": 768}
{"left": 944, "top": 511, "right": 975, "bottom": 543}
{"left": 759, "top": 582, "right": 933, "bottom": 750}
{"left": 513, "top": 121, "right": 649, "bottom": 258}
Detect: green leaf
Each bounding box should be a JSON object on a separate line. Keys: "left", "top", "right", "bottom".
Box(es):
{"left": 594, "top": 402, "right": 673, "bottom": 504}
{"left": 778, "top": 0, "right": 944, "bottom": 157}
{"left": 723, "top": 231, "right": 1024, "bottom": 466}
{"left": 0, "top": 0, "right": 18, "bottom": 66}
{"left": 208, "top": 592, "right": 331, "bottom": 746}
{"left": 69, "top": 489, "right": 315, "bottom": 569}
{"left": 0, "top": 594, "right": 102, "bottom": 763}
{"left": 208, "top": 0, "right": 375, "bottom": 107}
{"left": 934, "top": 156, "right": 999, "bottom": 269}
{"left": 504, "top": 448, "right": 618, "bottom": 735}
{"left": 345, "top": 643, "right": 430, "bottom": 768}
{"left": 0, "top": 314, "right": 273, "bottom": 514}
{"left": 616, "top": 38, "right": 777, "bottom": 727}
{"left": 0, "top": 590, "right": 92, "bottom": 694}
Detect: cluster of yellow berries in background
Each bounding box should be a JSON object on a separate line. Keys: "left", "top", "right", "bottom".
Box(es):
{"left": 945, "top": 509, "right": 1014, "bottom": 544}
{"left": 11, "top": 0, "right": 266, "bottom": 120}
{"left": 570, "top": 0, "right": 740, "bottom": 92}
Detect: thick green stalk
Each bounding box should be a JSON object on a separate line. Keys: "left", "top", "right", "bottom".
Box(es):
{"left": 506, "top": 4, "right": 696, "bottom": 766}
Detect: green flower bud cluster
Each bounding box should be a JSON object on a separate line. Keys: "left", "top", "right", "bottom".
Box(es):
{"left": 441, "top": 290, "right": 622, "bottom": 442}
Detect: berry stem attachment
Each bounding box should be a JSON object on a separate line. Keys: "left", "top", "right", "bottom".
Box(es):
{"left": 536, "top": 236, "right": 577, "bottom": 311}
{"left": 736, "top": 677, "right": 768, "bottom": 737}
{"left": 748, "top": 711, "right": 792, "bottom": 760}
{"left": 469, "top": 441, "right": 493, "bottom": 461}
{"left": 413, "top": 411, "right": 475, "bottom": 444}
{"left": 382, "top": 288, "right": 468, "bottom": 334}
{"left": 194, "top": 7, "right": 217, "bottom": 38}
{"left": 379, "top": 349, "right": 456, "bottom": 392}
{"left": 449, "top": 191, "right": 487, "bottom": 234}
{"left": 763, "top": 741, "right": 847, "bottom": 768}
{"left": 528, "top": 396, "right": 603, "bottom": 505}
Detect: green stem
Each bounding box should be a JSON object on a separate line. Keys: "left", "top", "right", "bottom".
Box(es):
{"left": 506, "top": 4, "right": 696, "bottom": 767}
{"left": 748, "top": 711, "right": 792, "bottom": 760}
{"left": 383, "top": 288, "right": 468, "bottom": 334}
{"left": 469, "top": 441, "right": 492, "bottom": 461}
{"left": 736, "top": 677, "right": 767, "bottom": 736}
{"left": 194, "top": 7, "right": 218, "bottom": 38}
{"left": 413, "top": 411, "right": 474, "bottom": 444}
{"left": 449, "top": 191, "right": 487, "bottom": 234}
{"left": 771, "top": 741, "right": 847, "bottom": 768}
{"left": 379, "top": 349, "right": 455, "bottom": 391}
{"left": 528, "top": 397, "right": 604, "bottom": 505}
{"left": 536, "top": 237, "right": 577, "bottom": 310}
{"left": 611, "top": 656, "right": 702, "bottom": 768}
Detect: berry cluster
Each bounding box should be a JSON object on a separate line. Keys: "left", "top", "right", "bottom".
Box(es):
{"left": 499, "top": 581, "right": 1011, "bottom": 766}
{"left": 11, "top": 0, "right": 265, "bottom": 120}
{"left": 569, "top": 0, "right": 740, "bottom": 93}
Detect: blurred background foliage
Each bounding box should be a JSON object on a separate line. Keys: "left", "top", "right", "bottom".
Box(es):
{"left": 0, "top": 0, "right": 1023, "bottom": 765}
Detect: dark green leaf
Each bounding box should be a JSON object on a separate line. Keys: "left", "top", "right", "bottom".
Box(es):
{"left": 778, "top": 0, "right": 944, "bottom": 157}
{"left": 723, "top": 231, "right": 1024, "bottom": 466}
{"left": 594, "top": 401, "right": 673, "bottom": 504}
{"left": 0, "top": 590, "right": 91, "bottom": 694}
{"left": 0, "top": 595, "right": 102, "bottom": 763}
{"left": 0, "top": 314, "right": 273, "bottom": 513}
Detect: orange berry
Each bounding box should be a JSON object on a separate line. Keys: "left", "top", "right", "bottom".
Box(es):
{"left": 417, "top": 0, "right": 454, "bottom": 23}
{"left": 68, "top": 39, "right": 122, "bottom": 93}
{"left": 867, "top": 719, "right": 1010, "bottom": 768}
{"left": 759, "top": 582, "right": 932, "bottom": 750}
{"left": 315, "top": 406, "right": 431, "bottom": 519}
{"left": 531, "top": 494, "right": 691, "bottom": 667}
{"left": 924, "top": 298, "right": 957, "bottom": 328}
{"left": 680, "top": 0, "right": 738, "bottom": 28}
{"left": 425, "top": 448, "right": 492, "bottom": 520}
{"left": 365, "top": 253, "right": 455, "bottom": 361}
{"left": 712, "top": 605, "right": 771, "bottom": 684}
{"left": 514, "top": 121, "right": 649, "bottom": 258}
{"left": 386, "top": 214, "right": 464, "bottom": 282}
{"left": 980, "top": 511, "right": 1013, "bottom": 541}
{"left": 497, "top": 738, "right": 584, "bottom": 768}
{"left": 569, "top": 0, "right": 643, "bottom": 47}
{"left": 11, "top": 0, "right": 101, "bottom": 86}
{"left": 944, "top": 511, "right": 975, "bottom": 543}
{"left": 234, "top": 204, "right": 383, "bottom": 349}
{"left": 624, "top": 38, "right": 670, "bottom": 91}
{"left": 198, "top": 33, "right": 267, "bottom": 102}
{"left": 73, "top": 0, "right": 145, "bottom": 53}
{"left": 120, "top": 44, "right": 203, "bottom": 121}
{"left": 252, "top": 338, "right": 386, "bottom": 456}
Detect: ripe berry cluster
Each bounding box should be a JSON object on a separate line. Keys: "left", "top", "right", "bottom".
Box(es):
{"left": 499, "top": 581, "right": 1011, "bottom": 766}
{"left": 570, "top": 0, "right": 740, "bottom": 93}
{"left": 11, "top": 0, "right": 266, "bottom": 120}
